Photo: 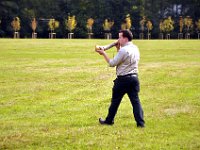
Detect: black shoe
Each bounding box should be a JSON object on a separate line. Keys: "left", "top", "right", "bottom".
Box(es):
{"left": 137, "top": 124, "right": 145, "bottom": 128}
{"left": 99, "top": 118, "right": 114, "bottom": 125}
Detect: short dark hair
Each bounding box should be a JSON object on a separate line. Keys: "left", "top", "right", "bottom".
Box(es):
{"left": 119, "top": 29, "right": 133, "bottom": 41}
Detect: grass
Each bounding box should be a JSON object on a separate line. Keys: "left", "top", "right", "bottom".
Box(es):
{"left": 0, "top": 39, "right": 200, "bottom": 149}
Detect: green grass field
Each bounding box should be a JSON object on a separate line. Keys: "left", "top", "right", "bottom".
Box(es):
{"left": 0, "top": 39, "right": 200, "bottom": 149}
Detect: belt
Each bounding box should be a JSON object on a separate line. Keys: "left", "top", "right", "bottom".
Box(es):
{"left": 117, "top": 73, "right": 137, "bottom": 78}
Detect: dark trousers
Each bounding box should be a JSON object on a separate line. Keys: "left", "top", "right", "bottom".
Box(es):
{"left": 105, "top": 75, "right": 145, "bottom": 126}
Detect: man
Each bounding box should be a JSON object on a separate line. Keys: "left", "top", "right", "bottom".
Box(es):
{"left": 96, "top": 29, "right": 145, "bottom": 127}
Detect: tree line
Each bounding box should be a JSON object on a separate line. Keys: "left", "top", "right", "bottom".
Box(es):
{"left": 0, "top": 0, "right": 200, "bottom": 39}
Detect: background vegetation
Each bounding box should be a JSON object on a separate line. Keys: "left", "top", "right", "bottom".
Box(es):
{"left": 0, "top": 0, "right": 200, "bottom": 38}
{"left": 0, "top": 39, "right": 200, "bottom": 149}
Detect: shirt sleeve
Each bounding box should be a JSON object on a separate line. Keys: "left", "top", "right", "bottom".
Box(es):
{"left": 108, "top": 49, "right": 125, "bottom": 67}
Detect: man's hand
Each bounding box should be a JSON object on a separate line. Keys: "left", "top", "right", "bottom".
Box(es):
{"left": 115, "top": 42, "right": 120, "bottom": 52}
{"left": 96, "top": 49, "right": 105, "bottom": 55}
{"left": 96, "top": 47, "right": 110, "bottom": 63}
{"left": 95, "top": 45, "right": 104, "bottom": 52}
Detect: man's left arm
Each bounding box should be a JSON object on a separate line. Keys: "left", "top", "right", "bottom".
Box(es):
{"left": 96, "top": 49, "right": 110, "bottom": 63}
{"left": 96, "top": 49, "right": 124, "bottom": 67}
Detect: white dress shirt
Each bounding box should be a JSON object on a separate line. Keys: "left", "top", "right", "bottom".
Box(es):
{"left": 108, "top": 42, "right": 140, "bottom": 76}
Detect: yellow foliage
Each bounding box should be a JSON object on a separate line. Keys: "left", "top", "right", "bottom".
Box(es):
{"left": 121, "top": 14, "right": 131, "bottom": 30}
{"left": 184, "top": 16, "right": 193, "bottom": 31}
{"left": 66, "top": 15, "right": 77, "bottom": 32}
{"left": 140, "top": 16, "right": 146, "bottom": 32}
{"left": 179, "top": 16, "right": 184, "bottom": 33}
{"left": 162, "top": 16, "right": 174, "bottom": 33}
{"left": 11, "top": 17, "right": 21, "bottom": 32}
{"left": 48, "top": 18, "right": 59, "bottom": 32}
{"left": 159, "top": 21, "right": 164, "bottom": 32}
{"left": 196, "top": 19, "right": 200, "bottom": 31}
{"left": 121, "top": 23, "right": 127, "bottom": 30}
{"left": 146, "top": 20, "right": 153, "bottom": 32}
{"left": 86, "top": 18, "right": 94, "bottom": 33}
{"left": 31, "top": 18, "right": 37, "bottom": 33}
{"left": 125, "top": 17, "right": 131, "bottom": 29}
{"left": 103, "top": 19, "right": 114, "bottom": 31}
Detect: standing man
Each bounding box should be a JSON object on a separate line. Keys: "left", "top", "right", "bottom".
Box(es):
{"left": 96, "top": 30, "right": 145, "bottom": 127}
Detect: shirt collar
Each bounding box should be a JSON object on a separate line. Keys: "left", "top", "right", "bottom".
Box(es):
{"left": 122, "top": 42, "right": 132, "bottom": 47}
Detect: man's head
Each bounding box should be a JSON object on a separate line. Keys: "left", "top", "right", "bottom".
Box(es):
{"left": 118, "top": 30, "right": 133, "bottom": 46}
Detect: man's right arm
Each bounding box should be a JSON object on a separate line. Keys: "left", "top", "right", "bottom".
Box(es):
{"left": 100, "top": 40, "right": 119, "bottom": 51}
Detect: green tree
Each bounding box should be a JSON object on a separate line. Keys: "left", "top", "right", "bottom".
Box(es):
{"left": 0, "top": 0, "right": 200, "bottom": 38}
{"left": 0, "top": 1, "right": 18, "bottom": 16}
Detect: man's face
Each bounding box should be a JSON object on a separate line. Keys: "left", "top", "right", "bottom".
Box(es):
{"left": 118, "top": 33, "right": 127, "bottom": 46}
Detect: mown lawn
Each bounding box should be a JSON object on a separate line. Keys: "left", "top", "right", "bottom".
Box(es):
{"left": 0, "top": 39, "right": 200, "bottom": 149}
